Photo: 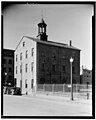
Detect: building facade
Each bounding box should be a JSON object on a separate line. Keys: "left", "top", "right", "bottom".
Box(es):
{"left": 15, "top": 37, "right": 37, "bottom": 94}
{"left": 37, "top": 42, "right": 80, "bottom": 84}
{"left": 80, "top": 66, "right": 92, "bottom": 84}
{"left": 15, "top": 18, "right": 80, "bottom": 94}
{"left": 3, "top": 49, "right": 14, "bottom": 86}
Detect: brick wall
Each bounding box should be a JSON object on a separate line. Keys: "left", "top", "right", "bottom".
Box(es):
{"left": 37, "top": 43, "right": 80, "bottom": 84}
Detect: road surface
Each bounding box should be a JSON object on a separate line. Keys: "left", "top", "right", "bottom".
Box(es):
{"left": 3, "top": 94, "right": 92, "bottom": 116}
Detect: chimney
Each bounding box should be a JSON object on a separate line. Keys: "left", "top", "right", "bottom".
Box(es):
{"left": 70, "top": 40, "right": 72, "bottom": 46}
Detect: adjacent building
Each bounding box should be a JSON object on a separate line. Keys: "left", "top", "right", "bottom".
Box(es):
{"left": 3, "top": 49, "right": 14, "bottom": 86}
{"left": 14, "top": 18, "right": 80, "bottom": 94}
{"left": 80, "top": 66, "right": 92, "bottom": 84}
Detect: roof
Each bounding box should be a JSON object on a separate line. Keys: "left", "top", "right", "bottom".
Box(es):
{"left": 25, "top": 36, "right": 81, "bottom": 51}
{"left": 3, "top": 48, "right": 14, "bottom": 51}
{"left": 3, "top": 48, "right": 14, "bottom": 53}
{"left": 3, "top": 49, "right": 14, "bottom": 57}
{"left": 38, "top": 18, "right": 47, "bottom": 26}
{"left": 83, "top": 69, "right": 92, "bottom": 72}
{"left": 15, "top": 36, "right": 81, "bottom": 51}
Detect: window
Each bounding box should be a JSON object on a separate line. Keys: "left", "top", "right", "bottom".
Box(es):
{"left": 23, "top": 41, "right": 25, "bottom": 47}
{"left": 52, "top": 54, "right": 56, "bottom": 61}
{"left": 3, "top": 76, "right": 5, "bottom": 80}
{"left": 31, "top": 62, "right": 34, "bottom": 72}
{"left": 20, "top": 53, "right": 22, "bottom": 60}
{"left": 40, "top": 28, "right": 42, "bottom": 32}
{"left": 62, "top": 55, "right": 66, "bottom": 60}
{"left": 52, "top": 65, "right": 56, "bottom": 72}
{"left": 4, "top": 59, "right": 6, "bottom": 64}
{"left": 62, "top": 65, "right": 66, "bottom": 73}
{"left": 9, "top": 59, "right": 12, "bottom": 64}
{"left": 9, "top": 76, "right": 12, "bottom": 80}
{"left": 26, "top": 50, "right": 28, "bottom": 58}
{"left": 16, "top": 55, "right": 18, "bottom": 62}
{"left": 31, "top": 48, "right": 34, "bottom": 56}
{"left": 25, "top": 79, "right": 27, "bottom": 88}
{"left": 3, "top": 67, "right": 6, "bottom": 72}
{"left": 40, "top": 78, "right": 45, "bottom": 84}
{"left": 20, "top": 65, "right": 22, "bottom": 73}
{"left": 20, "top": 80, "right": 22, "bottom": 88}
{"left": 53, "top": 55, "right": 56, "bottom": 60}
{"left": 9, "top": 68, "right": 12, "bottom": 72}
{"left": 41, "top": 52, "right": 44, "bottom": 56}
{"left": 42, "top": 63, "right": 45, "bottom": 71}
{"left": 25, "top": 64, "right": 28, "bottom": 72}
{"left": 16, "top": 66, "right": 17, "bottom": 74}
{"left": 31, "top": 79, "right": 34, "bottom": 88}
{"left": 72, "top": 67, "right": 75, "bottom": 74}
{"left": 41, "top": 52, "right": 46, "bottom": 63}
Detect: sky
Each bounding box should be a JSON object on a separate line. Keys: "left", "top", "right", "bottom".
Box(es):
{"left": 3, "top": 3, "right": 93, "bottom": 71}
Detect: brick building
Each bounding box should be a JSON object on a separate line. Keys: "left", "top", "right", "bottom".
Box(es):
{"left": 3, "top": 49, "right": 14, "bottom": 86}
{"left": 80, "top": 66, "right": 92, "bottom": 84}
{"left": 15, "top": 18, "right": 80, "bottom": 94}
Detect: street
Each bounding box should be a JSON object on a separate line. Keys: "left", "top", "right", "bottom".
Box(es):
{"left": 3, "top": 94, "right": 92, "bottom": 116}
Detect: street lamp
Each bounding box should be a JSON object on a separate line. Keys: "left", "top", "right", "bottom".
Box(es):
{"left": 70, "top": 57, "right": 74, "bottom": 100}
{"left": 5, "top": 72, "right": 7, "bottom": 86}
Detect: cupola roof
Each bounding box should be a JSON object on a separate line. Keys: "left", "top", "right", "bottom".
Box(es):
{"left": 38, "top": 18, "right": 47, "bottom": 27}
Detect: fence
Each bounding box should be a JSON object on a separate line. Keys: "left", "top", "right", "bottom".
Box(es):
{"left": 36, "top": 84, "right": 92, "bottom": 99}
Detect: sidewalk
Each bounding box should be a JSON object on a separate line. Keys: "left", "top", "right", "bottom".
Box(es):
{"left": 22, "top": 92, "right": 92, "bottom": 105}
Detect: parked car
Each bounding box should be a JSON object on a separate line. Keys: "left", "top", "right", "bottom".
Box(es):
{"left": 3, "top": 86, "right": 12, "bottom": 94}
{"left": 13, "top": 87, "right": 22, "bottom": 95}
{"left": 7, "top": 87, "right": 12, "bottom": 94}
{"left": 3, "top": 86, "right": 7, "bottom": 94}
{"left": 3, "top": 86, "right": 22, "bottom": 95}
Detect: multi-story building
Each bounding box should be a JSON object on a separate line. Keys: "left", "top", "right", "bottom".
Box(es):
{"left": 14, "top": 18, "right": 80, "bottom": 94}
{"left": 80, "top": 66, "right": 92, "bottom": 84}
{"left": 3, "top": 49, "right": 14, "bottom": 86}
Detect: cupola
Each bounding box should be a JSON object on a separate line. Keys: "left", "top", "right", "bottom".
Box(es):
{"left": 37, "top": 18, "right": 48, "bottom": 41}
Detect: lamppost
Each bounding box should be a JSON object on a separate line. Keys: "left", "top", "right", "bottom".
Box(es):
{"left": 70, "top": 57, "right": 74, "bottom": 100}
{"left": 20, "top": 62, "right": 22, "bottom": 94}
{"left": 5, "top": 72, "right": 7, "bottom": 86}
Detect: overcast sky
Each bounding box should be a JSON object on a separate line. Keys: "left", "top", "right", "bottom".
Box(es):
{"left": 3, "top": 4, "right": 93, "bottom": 71}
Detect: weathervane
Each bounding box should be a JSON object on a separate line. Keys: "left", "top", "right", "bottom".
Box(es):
{"left": 41, "top": 9, "right": 43, "bottom": 19}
